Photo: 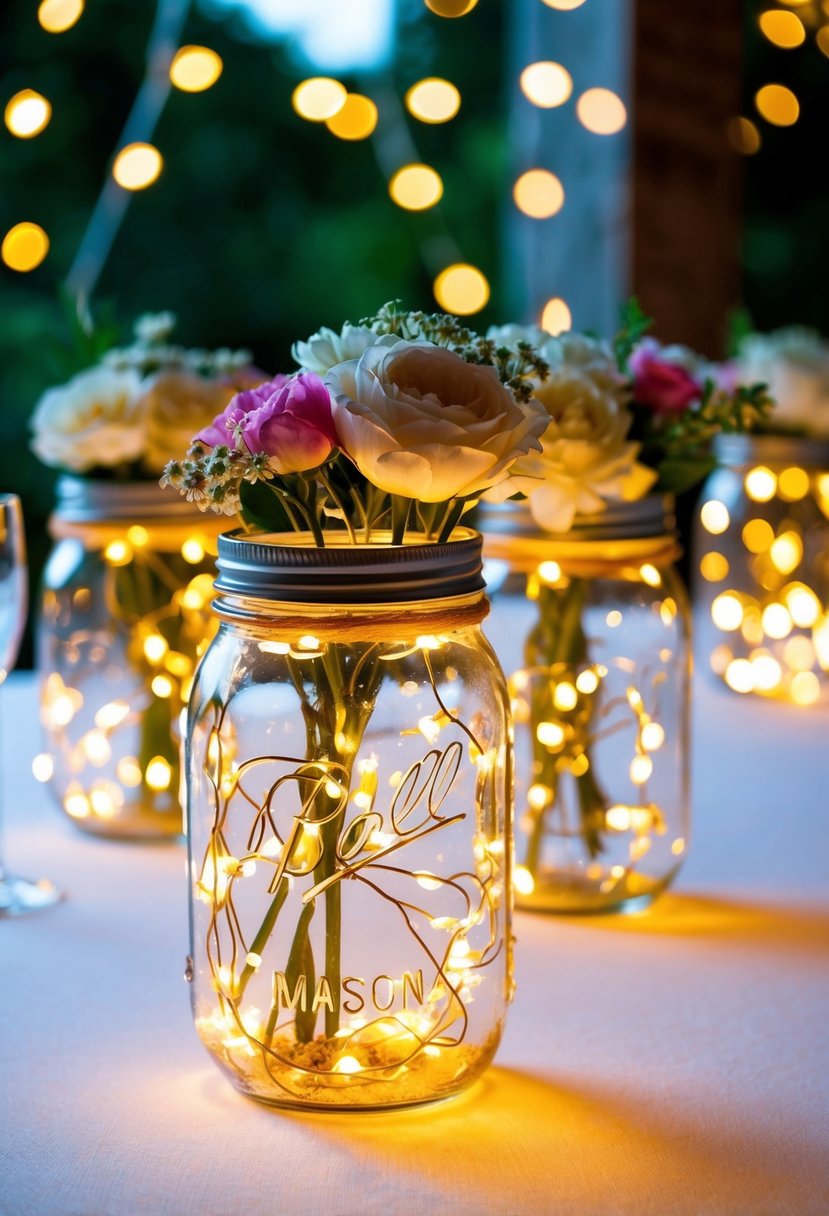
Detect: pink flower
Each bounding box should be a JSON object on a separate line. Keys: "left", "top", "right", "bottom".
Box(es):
{"left": 197, "top": 374, "right": 337, "bottom": 473}
{"left": 630, "top": 339, "right": 701, "bottom": 414}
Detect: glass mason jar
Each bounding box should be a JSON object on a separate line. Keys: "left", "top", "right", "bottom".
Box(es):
{"left": 481, "top": 497, "right": 691, "bottom": 914}
{"left": 694, "top": 434, "right": 829, "bottom": 706}
{"left": 185, "top": 528, "right": 512, "bottom": 1111}
{"left": 38, "top": 476, "right": 219, "bottom": 839}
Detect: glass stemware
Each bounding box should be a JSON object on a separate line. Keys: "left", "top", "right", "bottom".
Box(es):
{"left": 0, "top": 493, "right": 61, "bottom": 916}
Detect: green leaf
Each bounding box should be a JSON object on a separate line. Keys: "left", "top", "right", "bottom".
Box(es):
{"left": 614, "top": 296, "right": 653, "bottom": 371}
{"left": 656, "top": 454, "right": 717, "bottom": 495}
{"left": 239, "top": 479, "right": 293, "bottom": 532}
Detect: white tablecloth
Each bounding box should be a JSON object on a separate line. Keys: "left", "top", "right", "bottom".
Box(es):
{"left": 1, "top": 670, "right": 827, "bottom": 1216}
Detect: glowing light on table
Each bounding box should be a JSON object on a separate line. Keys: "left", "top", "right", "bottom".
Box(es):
{"left": 113, "top": 143, "right": 163, "bottom": 190}
{"left": 759, "top": 9, "right": 805, "bottom": 47}
{"left": 38, "top": 0, "right": 83, "bottom": 33}
{"left": 405, "top": 78, "right": 461, "bottom": 124}
{"left": 1, "top": 222, "right": 49, "bottom": 272}
{"left": 576, "top": 88, "right": 627, "bottom": 135}
{"left": 540, "top": 297, "right": 572, "bottom": 335}
{"left": 170, "top": 46, "right": 224, "bottom": 92}
{"left": 389, "top": 164, "right": 443, "bottom": 210}
{"left": 433, "top": 264, "right": 489, "bottom": 314}
{"left": 520, "top": 62, "right": 572, "bottom": 108}
{"left": 755, "top": 84, "right": 799, "bottom": 127}
{"left": 726, "top": 117, "right": 761, "bottom": 155}
{"left": 325, "top": 93, "right": 378, "bottom": 140}
{"left": 513, "top": 169, "right": 564, "bottom": 219}
{"left": 4, "top": 90, "right": 52, "bottom": 138}
{"left": 292, "top": 77, "right": 347, "bottom": 121}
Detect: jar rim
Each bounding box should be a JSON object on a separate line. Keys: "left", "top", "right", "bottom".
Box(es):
{"left": 712, "top": 432, "right": 829, "bottom": 469}
{"left": 53, "top": 474, "right": 208, "bottom": 523}
{"left": 214, "top": 527, "right": 486, "bottom": 606}
{"left": 477, "top": 494, "right": 676, "bottom": 545}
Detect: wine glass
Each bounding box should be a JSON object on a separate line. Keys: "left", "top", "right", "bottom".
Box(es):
{"left": 0, "top": 493, "right": 61, "bottom": 916}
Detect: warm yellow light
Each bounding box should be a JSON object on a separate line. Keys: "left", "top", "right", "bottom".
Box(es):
{"left": 818, "top": 26, "right": 829, "bottom": 58}
{"left": 640, "top": 563, "right": 661, "bottom": 588}
{"left": 95, "top": 700, "right": 130, "bottom": 729}
{"left": 1, "top": 222, "right": 49, "bottom": 273}
{"left": 744, "top": 465, "right": 777, "bottom": 502}
{"left": 151, "top": 674, "right": 174, "bottom": 699}
{"left": 424, "top": 0, "right": 479, "bottom": 15}
{"left": 541, "top": 0, "right": 587, "bottom": 7}
{"left": 32, "top": 753, "right": 54, "bottom": 783}
{"left": 38, "top": 0, "right": 84, "bottom": 33}
{"left": 540, "top": 297, "right": 572, "bottom": 335}
{"left": 606, "top": 609, "right": 622, "bottom": 628}
{"left": 146, "top": 756, "right": 173, "bottom": 791}
{"left": 700, "top": 500, "right": 730, "bottom": 535}
{"left": 104, "top": 539, "right": 133, "bottom": 566}
{"left": 742, "top": 518, "right": 775, "bottom": 553}
{"left": 4, "top": 90, "right": 52, "bottom": 139}
{"left": 700, "top": 552, "right": 729, "bottom": 582}
{"left": 181, "top": 537, "right": 205, "bottom": 564}
{"left": 672, "top": 837, "right": 686, "bottom": 856}
{"left": 520, "top": 61, "right": 573, "bottom": 109}
{"left": 629, "top": 755, "right": 653, "bottom": 786}
{"left": 769, "top": 531, "right": 803, "bottom": 575}
{"left": 64, "top": 791, "right": 91, "bottom": 819}
{"left": 126, "top": 525, "right": 149, "bottom": 548}
{"left": 710, "top": 643, "right": 733, "bottom": 676}
{"left": 116, "top": 757, "right": 143, "bottom": 788}
{"left": 292, "top": 77, "right": 347, "bottom": 121}
{"left": 536, "top": 721, "right": 565, "bottom": 748}
{"left": 170, "top": 45, "right": 223, "bottom": 93}
{"left": 527, "top": 783, "right": 551, "bottom": 810}
{"left": 553, "top": 682, "right": 578, "bottom": 712}
{"left": 143, "top": 633, "right": 169, "bottom": 664}
{"left": 537, "top": 560, "right": 562, "bottom": 584}
{"left": 326, "top": 93, "right": 378, "bottom": 140}
{"left": 725, "top": 658, "right": 755, "bottom": 694}
{"left": 433, "top": 263, "right": 490, "bottom": 315}
{"left": 389, "top": 163, "right": 443, "bottom": 211}
{"left": 711, "top": 592, "right": 744, "bottom": 632}
{"left": 777, "top": 466, "right": 810, "bottom": 501}
{"left": 570, "top": 753, "right": 590, "bottom": 777}
{"left": 726, "top": 116, "right": 761, "bottom": 156}
{"left": 759, "top": 9, "right": 805, "bottom": 48}
{"left": 641, "top": 721, "right": 665, "bottom": 752}
{"left": 755, "top": 84, "right": 799, "bottom": 127}
{"left": 790, "top": 670, "right": 820, "bottom": 706}
{"left": 751, "top": 651, "right": 783, "bottom": 692}
{"left": 514, "top": 866, "right": 535, "bottom": 896}
{"left": 405, "top": 78, "right": 461, "bottom": 124}
{"left": 113, "top": 143, "right": 163, "bottom": 191}
{"left": 784, "top": 583, "right": 821, "bottom": 628}
{"left": 513, "top": 169, "right": 564, "bottom": 219}
{"left": 576, "top": 88, "right": 627, "bottom": 135}
{"left": 81, "top": 729, "right": 112, "bottom": 767}
{"left": 783, "top": 635, "right": 816, "bottom": 672}
{"left": 576, "top": 669, "right": 599, "bottom": 695}
{"left": 762, "top": 602, "right": 793, "bottom": 639}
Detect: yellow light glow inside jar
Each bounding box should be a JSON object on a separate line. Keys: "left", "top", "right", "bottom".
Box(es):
{"left": 742, "top": 518, "right": 775, "bottom": 553}
{"left": 700, "top": 500, "right": 730, "bottom": 534}
{"left": 700, "top": 552, "right": 729, "bottom": 582}
{"left": 744, "top": 466, "right": 777, "bottom": 502}
{"left": 790, "top": 670, "right": 820, "bottom": 706}
{"left": 761, "top": 603, "right": 792, "bottom": 639}
{"left": 769, "top": 531, "right": 803, "bottom": 575}
{"left": 146, "top": 756, "right": 173, "bottom": 791}
{"left": 784, "top": 583, "right": 820, "bottom": 628}
{"left": 514, "top": 866, "right": 535, "bottom": 896}
{"left": 725, "top": 658, "right": 754, "bottom": 694}
{"left": 711, "top": 592, "right": 744, "bottom": 631}
{"left": 777, "top": 466, "right": 810, "bottom": 501}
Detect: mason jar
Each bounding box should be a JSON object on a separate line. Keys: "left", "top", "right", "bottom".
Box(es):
{"left": 481, "top": 497, "right": 691, "bottom": 914}
{"left": 38, "top": 476, "right": 219, "bottom": 839}
{"left": 185, "top": 528, "right": 512, "bottom": 1110}
{"left": 694, "top": 434, "right": 829, "bottom": 706}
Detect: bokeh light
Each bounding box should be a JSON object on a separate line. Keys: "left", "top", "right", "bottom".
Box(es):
{"left": 389, "top": 164, "right": 443, "bottom": 210}
{"left": 755, "top": 84, "right": 800, "bottom": 127}
{"left": 520, "top": 62, "right": 573, "bottom": 109}
{"left": 513, "top": 170, "right": 565, "bottom": 219}
{"left": 326, "top": 93, "right": 378, "bottom": 140}
{"left": 170, "top": 46, "right": 224, "bottom": 93}
{"left": 112, "top": 143, "right": 164, "bottom": 191}
{"left": 405, "top": 78, "right": 461, "bottom": 124}
{"left": 540, "top": 298, "right": 572, "bottom": 335}
{"left": 726, "top": 116, "right": 761, "bottom": 155}
{"left": 292, "top": 77, "right": 347, "bottom": 122}
{"left": 4, "top": 90, "right": 52, "bottom": 139}
{"left": 541, "top": 0, "right": 587, "bottom": 7}
{"left": 38, "top": 0, "right": 84, "bottom": 33}
{"left": 424, "top": 0, "right": 479, "bottom": 15}
{"left": 2, "top": 222, "right": 50, "bottom": 272}
{"left": 576, "top": 88, "right": 627, "bottom": 135}
{"left": 818, "top": 26, "right": 829, "bottom": 58}
{"left": 433, "top": 264, "right": 490, "bottom": 314}
{"left": 759, "top": 9, "right": 805, "bottom": 47}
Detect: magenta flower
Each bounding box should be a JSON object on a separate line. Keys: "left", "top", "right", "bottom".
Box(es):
{"left": 197, "top": 374, "right": 337, "bottom": 473}
{"left": 630, "top": 340, "right": 701, "bottom": 414}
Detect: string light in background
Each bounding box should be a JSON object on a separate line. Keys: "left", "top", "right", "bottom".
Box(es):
{"left": 520, "top": 61, "right": 573, "bottom": 108}
{"left": 389, "top": 163, "right": 444, "bottom": 210}
{"left": 112, "top": 142, "right": 164, "bottom": 190}
{"left": 726, "top": 115, "right": 762, "bottom": 155}
{"left": 292, "top": 77, "right": 347, "bottom": 121}
{"left": 540, "top": 297, "right": 572, "bottom": 334}
{"left": 754, "top": 82, "right": 800, "bottom": 126}
{"left": 2, "top": 222, "right": 50, "bottom": 272}
{"left": 541, "top": 0, "right": 587, "bottom": 8}
{"left": 38, "top": 0, "right": 84, "bottom": 34}
{"left": 759, "top": 8, "right": 806, "bottom": 46}
{"left": 576, "top": 87, "right": 628, "bottom": 135}
{"left": 405, "top": 78, "right": 461, "bottom": 124}
{"left": 424, "top": 0, "right": 479, "bottom": 16}
{"left": 4, "top": 89, "right": 52, "bottom": 139}
{"left": 169, "top": 46, "right": 224, "bottom": 93}
{"left": 326, "top": 93, "right": 378, "bottom": 140}
{"left": 513, "top": 169, "right": 565, "bottom": 219}
{"left": 433, "top": 263, "right": 490, "bottom": 314}
{"left": 818, "top": 26, "right": 829, "bottom": 56}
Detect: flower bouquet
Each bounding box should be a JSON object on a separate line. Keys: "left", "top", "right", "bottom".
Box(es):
{"left": 164, "top": 303, "right": 549, "bottom": 1107}
{"left": 33, "top": 313, "right": 259, "bottom": 837}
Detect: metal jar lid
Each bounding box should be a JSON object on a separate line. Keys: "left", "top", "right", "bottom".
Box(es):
{"left": 53, "top": 474, "right": 209, "bottom": 523}
{"left": 214, "top": 527, "right": 485, "bottom": 605}
{"left": 713, "top": 432, "right": 829, "bottom": 470}
{"left": 476, "top": 494, "right": 676, "bottom": 544}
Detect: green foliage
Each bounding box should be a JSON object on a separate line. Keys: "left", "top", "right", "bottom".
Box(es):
{"left": 613, "top": 297, "right": 652, "bottom": 371}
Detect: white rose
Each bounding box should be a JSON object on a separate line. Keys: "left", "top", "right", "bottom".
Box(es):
{"left": 487, "top": 323, "right": 551, "bottom": 353}
{"left": 738, "top": 329, "right": 829, "bottom": 438}
{"left": 30, "top": 367, "right": 146, "bottom": 473}
{"left": 140, "top": 370, "right": 237, "bottom": 472}
{"left": 292, "top": 323, "right": 390, "bottom": 376}
{"left": 325, "top": 339, "right": 548, "bottom": 503}
{"left": 485, "top": 345, "right": 655, "bottom": 532}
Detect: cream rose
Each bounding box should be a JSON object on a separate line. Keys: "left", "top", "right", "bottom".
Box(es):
{"left": 737, "top": 328, "right": 829, "bottom": 438}
{"left": 141, "top": 370, "right": 237, "bottom": 472}
{"left": 485, "top": 335, "right": 655, "bottom": 531}
{"left": 292, "top": 323, "right": 393, "bottom": 376}
{"left": 325, "top": 339, "right": 547, "bottom": 503}
{"left": 30, "top": 367, "right": 145, "bottom": 473}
